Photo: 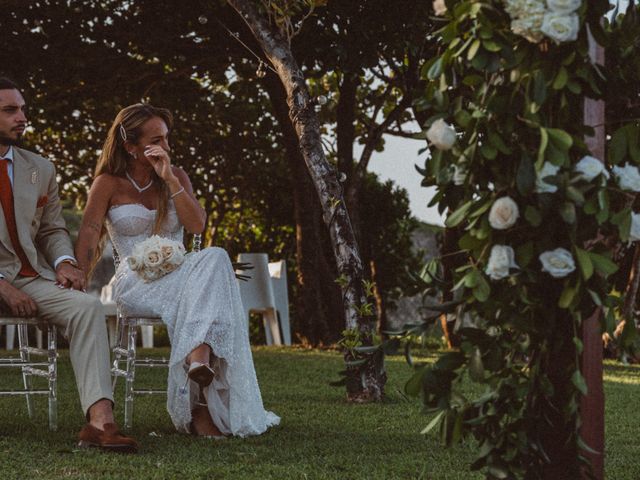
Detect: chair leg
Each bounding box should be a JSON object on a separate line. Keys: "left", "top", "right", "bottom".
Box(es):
{"left": 6, "top": 324, "right": 15, "bottom": 350}
{"left": 141, "top": 325, "right": 154, "bottom": 348}
{"left": 47, "top": 325, "right": 58, "bottom": 431}
{"left": 112, "top": 314, "right": 126, "bottom": 390}
{"left": 124, "top": 323, "right": 138, "bottom": 430}
{"left": 17, "top": 324, "right": 34, "bottom": 418}
{"left": 263, "top": 309, "right": 282, "bottom": 346}
{"left": 277, "top": 310, "right": 291, "bottom": 345}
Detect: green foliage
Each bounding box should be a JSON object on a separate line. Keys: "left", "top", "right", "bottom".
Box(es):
{"left": 410, "top": 0, "right": 638, "bottom": 477}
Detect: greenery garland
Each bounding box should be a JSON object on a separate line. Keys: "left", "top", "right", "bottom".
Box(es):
{"left": 408, "top": 0, "right": 638, "bottom": 477}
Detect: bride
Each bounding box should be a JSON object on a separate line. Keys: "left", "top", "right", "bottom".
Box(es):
{"left": 75, "top": 103, "right": 279, "bottom": 437}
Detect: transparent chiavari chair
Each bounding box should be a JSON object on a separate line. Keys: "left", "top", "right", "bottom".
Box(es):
{"left": 110, "top": 234, "right": 201, "bottom": 430}
{"left": 0, "top": 316, "right": 57, "bottom": 430}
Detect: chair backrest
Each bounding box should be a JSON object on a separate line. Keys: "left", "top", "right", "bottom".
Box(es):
{"left": 237, "top": 253, "right": 276, "bottom": 310}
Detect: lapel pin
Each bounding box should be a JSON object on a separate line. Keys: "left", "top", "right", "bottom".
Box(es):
{"left": 31, "top": 170, "right": 38, "bottom": 184}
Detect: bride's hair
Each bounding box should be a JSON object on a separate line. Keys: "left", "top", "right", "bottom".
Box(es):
{"left": 90, "top": 103, "right": 174, "bottom": 275}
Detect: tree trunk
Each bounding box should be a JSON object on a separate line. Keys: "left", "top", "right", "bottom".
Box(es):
{"left": 262, "top": 73, "right": 341, "bottom": 345}
{"left": 228, "top": 0, "right": 385, "bottom": 401}
{"left": 369, "top": 259, "right": 388, "bottom": 340}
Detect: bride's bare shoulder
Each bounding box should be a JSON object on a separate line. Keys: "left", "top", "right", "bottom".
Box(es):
{"left": 92, "top": 173, "right": 124, "bottom": 190}
{"left": 89, "top": 174, "right": 126, "bottom": 203}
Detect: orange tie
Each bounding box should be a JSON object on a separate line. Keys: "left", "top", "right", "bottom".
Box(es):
{"left": 0, "top": 159, "right": 38, "bottom": 277}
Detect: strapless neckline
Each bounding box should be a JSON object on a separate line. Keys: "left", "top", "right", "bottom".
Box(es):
{"left": 109, "top": 203, "right": 157, "bottom": 213}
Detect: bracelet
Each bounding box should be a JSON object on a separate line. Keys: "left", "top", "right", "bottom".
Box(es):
{"left": 170, "top": 186, "right": 185, "bottom": 199}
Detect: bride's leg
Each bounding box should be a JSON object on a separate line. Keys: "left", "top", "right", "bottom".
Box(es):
{"left": 186, "top": 344, "right": 226, "bottom": 438}
{"left": 186, "top": 343, "right": 212, "bottom": 366}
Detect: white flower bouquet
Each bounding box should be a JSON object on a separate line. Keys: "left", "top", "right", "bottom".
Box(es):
{"left": 127, "top": 235, "right": 186, "bottom": 282}
{"left": 504, "top": 0, "right": 581, "bottom": 44}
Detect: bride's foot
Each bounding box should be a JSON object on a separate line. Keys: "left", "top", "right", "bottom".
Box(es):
{"left": 190, "top": 405, "right": 226, "bottom": 439}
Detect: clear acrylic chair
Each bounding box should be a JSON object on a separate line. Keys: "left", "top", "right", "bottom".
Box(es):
{"left": 110, "top": 234, "right": 201, "bottom": 430}
{"left": 0, "top": 316, "right": 57, "bottom": 430}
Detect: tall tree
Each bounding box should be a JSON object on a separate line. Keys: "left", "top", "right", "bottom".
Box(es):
{"left": 227, "top": 0, "right": 389, "bottom": 400}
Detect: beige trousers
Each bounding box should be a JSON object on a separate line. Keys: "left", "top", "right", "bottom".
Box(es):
{"left": 12, "top": 275, "right": 113, "bottom": 416}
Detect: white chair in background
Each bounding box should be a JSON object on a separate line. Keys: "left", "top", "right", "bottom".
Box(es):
{"left": 237, "top": 253, "right": 283, "bottom": 346}
{"left": 268, "top": 260, "right": 291, "bottom": 345}
{"left": 4, "top": 325, "right": 15, "bottom": 350}
{"left": 4, "top": 324, "right": 43, "bottom": 350}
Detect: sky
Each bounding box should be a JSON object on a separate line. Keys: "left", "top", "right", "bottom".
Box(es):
{"left": 365, "top": 0, "right": 629, "bottom": 227}
{"left": 357, "top": 134, "right": 443, "bottom": 226}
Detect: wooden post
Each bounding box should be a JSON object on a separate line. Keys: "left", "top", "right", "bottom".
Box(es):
{"left": 580, "top": 29, "right": 605, "bottom": 480}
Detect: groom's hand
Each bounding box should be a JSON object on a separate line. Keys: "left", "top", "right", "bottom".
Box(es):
{"left": 0, "top": 280, "right": 38, "bottom": 317}
{"left": 56, "top": 262, "right": 86, "bottom": 291}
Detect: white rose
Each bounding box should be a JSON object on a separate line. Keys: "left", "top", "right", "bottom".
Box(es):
{"left": 630, "top": 212, "right": 640, "bottom": 242}
{"left": 162, "top": 243, "right": 186, "bottom": 266}
{"left": 546, "top": 0, "right": 581, "bottom": 14}
{"left": 541, "top": 12, "right": 580, "bottom": 43}
{"left": 489, "top": 196, "right": 520, "bottom": 230}
{"left": 511, "top": 15, "right": 545, "bottom": 43}
{"left": 127, "top": 255, "right": 142, "bottom": 271}
{"left": 574, "top": 155, "right": 609, "bottom": 181}
{"left": 452, "top": 164, "right": 468, "bottom": 186}
{"left": 485, "top": 245, "right": 519, "bottom": 280}
{"left": 539, "top": 248, "right": 576, "bottom": 278}
{"left": 504, "top": 0, "right": 545, "bottom": 17}
{"left": 613, "top": 163, "right": 640, "bottom": 192}
{"left": 426, "top": 119, "right": 456, "bottom": 151}
{"left": 143, "top": 248, "right": 163, "bottom": 269}
{"left": 535, "top": 162, "right": 560, "bottom": 193}
{"left": 433, "top": 0, "right": 447, "bottom": 15}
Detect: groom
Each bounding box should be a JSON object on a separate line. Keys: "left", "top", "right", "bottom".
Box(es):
{"left": 0, "top": 77, "right": 137, "bottom": 452}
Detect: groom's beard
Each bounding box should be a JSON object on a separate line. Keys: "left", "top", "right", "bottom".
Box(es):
{"left": 0, "top": 133, "right": 22, "bottom": 147}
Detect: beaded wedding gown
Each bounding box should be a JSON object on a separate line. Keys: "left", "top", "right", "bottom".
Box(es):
{"left": 105, "top": 202, "right": 280, "bottom": 436}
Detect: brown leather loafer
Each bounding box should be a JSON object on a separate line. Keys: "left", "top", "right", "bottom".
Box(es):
{"left": 77, "top": 423, "right": 138, "bottom": 453}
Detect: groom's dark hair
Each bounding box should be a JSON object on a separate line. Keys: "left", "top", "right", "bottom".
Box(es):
{"left": 0, "top": 77, "right": 20, "bottom": 91}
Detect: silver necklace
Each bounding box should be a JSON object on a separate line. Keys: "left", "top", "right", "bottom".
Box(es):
{"left": 125, "top": 171, "right": 153, "bottom": 193}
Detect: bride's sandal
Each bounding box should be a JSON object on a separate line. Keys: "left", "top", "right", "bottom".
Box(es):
{"left": 188, "top": 362, "right": 215, "bottom": 388}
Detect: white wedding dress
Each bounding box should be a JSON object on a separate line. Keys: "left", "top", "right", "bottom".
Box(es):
{"left": 105, "top": 202, "right": 280, "bottom": 436}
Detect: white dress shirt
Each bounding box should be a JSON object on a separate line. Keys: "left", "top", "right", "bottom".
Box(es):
{"left": 0, "top": 146, "right": 76, "bottom": 278}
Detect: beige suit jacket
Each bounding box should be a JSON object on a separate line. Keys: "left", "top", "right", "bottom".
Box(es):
{"left": 0, "top": 147, "right": 74, "bottom": 282}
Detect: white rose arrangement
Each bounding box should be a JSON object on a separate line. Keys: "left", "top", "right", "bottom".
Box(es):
{"left": 504, "top": 0, "right": 581, "bottom": 44}
{"left": 612, "top": 163, "right": 640, "bottom": 192}
{"left": 127, "top": 235, "right": 186, "bottom": 283}
{"left": 426, "top": 119, "right": 457, "bottom": 151}
{"left": 489, "top": 196, "right": 519, "bottom": 230}
{"left": 433, "top": 0, "right": 447, "bottom": 16}
{"left": 574, "top": 155, "right": 609, "bottom": 181}
{"left": 630, "top": 212, "right": 640, "bottom": 242}
{"left": 485, "top": 245, "right": 519, "bottom": 280}
{"left": 535, "top": 162, "right": 560, "bottom": 193}
{"left": 539, "top": 248, "right": 576, "bottom": 278}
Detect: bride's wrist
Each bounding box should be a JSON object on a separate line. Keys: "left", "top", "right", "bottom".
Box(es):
{"left": 165, "top": 177, "right": 181, "bottom": 191}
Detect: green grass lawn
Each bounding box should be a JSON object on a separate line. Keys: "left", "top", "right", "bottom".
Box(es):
{"left": 0, "top": 347, "right": 638, "bottom": 479}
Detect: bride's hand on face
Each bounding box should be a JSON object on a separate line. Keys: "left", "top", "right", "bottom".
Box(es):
{"left": 144, "top": 145, "right": 176, "bottom": 182}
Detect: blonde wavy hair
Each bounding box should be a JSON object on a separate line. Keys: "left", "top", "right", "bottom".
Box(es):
{"left": 90, "top": 103, "right": 174, "bottom": 275}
